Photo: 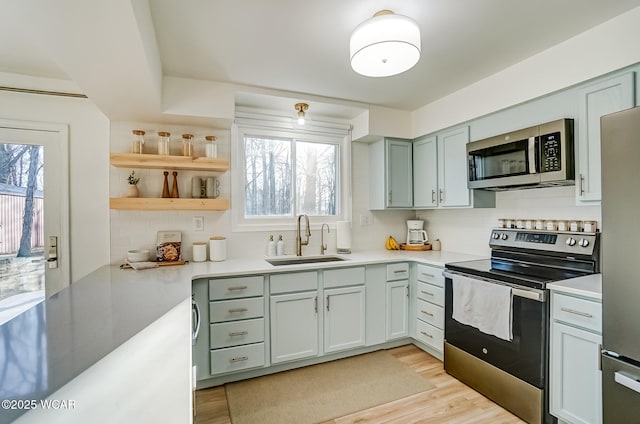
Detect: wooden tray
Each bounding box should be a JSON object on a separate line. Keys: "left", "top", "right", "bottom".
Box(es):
{"left": 400, "top": 243, "right": 432, "bottom": 251}
{"left": 121, "top": 260, "right": 187, "bottom": 269}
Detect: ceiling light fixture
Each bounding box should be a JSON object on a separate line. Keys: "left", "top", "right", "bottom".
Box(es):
{"left": 350, "top": 10, "right": 421, "bottom": 77}
{"left": 295, "top": 102, "right": 309, "bottom": 125}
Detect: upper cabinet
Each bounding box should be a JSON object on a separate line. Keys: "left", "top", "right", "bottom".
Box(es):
{"left": 576, "top": 72, "right": 635, "bottom": 205}
{"left": 369, "top": 138, "right": 413, "bottom": 209}
{"left": 413, "top": 127, "right": 494, "bottom": 209}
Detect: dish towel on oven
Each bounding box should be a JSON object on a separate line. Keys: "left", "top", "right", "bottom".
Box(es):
{"left": 452, "top": 274, "right": 513, "bottom": 341}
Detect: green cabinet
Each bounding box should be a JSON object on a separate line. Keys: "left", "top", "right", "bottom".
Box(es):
{"left": 369, "top": 138, "right": 413, "bottom": 209}
{"left": 576, "top": 72, "right": 635, "bottom": 205}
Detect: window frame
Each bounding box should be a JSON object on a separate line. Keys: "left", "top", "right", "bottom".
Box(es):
{"left": 232, "top": 124, "right": 351, "bottom": 232}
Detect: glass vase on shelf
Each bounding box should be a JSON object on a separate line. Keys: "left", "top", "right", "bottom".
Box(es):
{"left": 157, "top": 131, "right": 171, "bottom": 155}
{"left": 182, "top": 134, "right": 194, "bottom": 157}
{"left": 205, "top": 135, "right": 217, "bottom": 158}
{"left": 131, "top": 130, "right": 145, "bottom": 154}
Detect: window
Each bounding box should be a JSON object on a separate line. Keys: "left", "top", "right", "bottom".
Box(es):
{"left": 233, "top": 124, "right": 350, "bottom": 231}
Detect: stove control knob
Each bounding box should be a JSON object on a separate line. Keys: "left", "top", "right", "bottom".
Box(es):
{"left": 500, "top": 233, "right": 508, "bottom": 240}
{"left": 566, "top": 237, "right": 577, "bottom": 246}
{"left": 579, "top": 238, "right": 590, "bottom": 247}
{"left": 492, "top": 232, "right": 500, "bottom": 240}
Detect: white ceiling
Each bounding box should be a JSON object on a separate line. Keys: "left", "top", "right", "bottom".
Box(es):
{"left": 2, "top": 0, "right": 640, "bottom": 120}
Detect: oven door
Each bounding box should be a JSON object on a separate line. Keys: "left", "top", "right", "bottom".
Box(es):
{"left": 467, "top": 127, "right": 541, "bottom": 189}
{"left": 444, "top": 270, "right": 548, "bottom": 388}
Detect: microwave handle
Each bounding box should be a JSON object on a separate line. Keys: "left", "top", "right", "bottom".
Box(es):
{"left": 528, "top": 137, "right": 537, "bottom": 174}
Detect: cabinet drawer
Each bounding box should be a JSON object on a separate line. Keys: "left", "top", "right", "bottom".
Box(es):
{"left": 210, "top": 318, "right": 265, "bottom": 349}
{"left": 210, "top": 342, "right": 265, "bottom": 375}
{"left": 324, "top": 266, "right": 365, "bottom": 288}
{"left": 415, "top": 319, "right": 444, "bottom": 352}
{"left": 416, "top": 264, "right": 444, "bottom": 287}
{"left": 387, "top": 263, "right": 409, "bottom": 281}
{"left": 209, "top": 276, "right": 264, "bottom": 300}
{"left": 552, "top": 293, "right": 602, "bottom": 333}
{"left": 416, "top": 298, "right": 444, "bottom": 329}
{"left": 209, "top": 297, "right": 264, "bottom": 323}
{"left": 270, "top": 271, "right": 318, "bottom": 294}
{"left": 417, "top": 281, "right": 444, "bottom": 306}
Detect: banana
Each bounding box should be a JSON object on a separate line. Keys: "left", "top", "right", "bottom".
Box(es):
{"left": 385, "top": 236, "right": 393, "bottom": 250}
{"left": 392, "top": 237, "right": 400, "bottom": 250}
{"left": 385, "top": 236, "right": 402, "bottom": 250}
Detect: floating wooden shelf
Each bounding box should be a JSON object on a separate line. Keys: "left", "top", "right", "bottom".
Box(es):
{"left": 110, "top": 153, "right": 229, "bottom": 172}
{"left": 110, "top": 197, "right": 230, "bottom": 211}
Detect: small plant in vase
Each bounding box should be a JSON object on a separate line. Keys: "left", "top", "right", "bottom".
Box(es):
{"left": 126, "top": 170, "right": 140, "bottom": 198}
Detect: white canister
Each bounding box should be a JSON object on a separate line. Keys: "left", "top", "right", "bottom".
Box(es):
{"left": 432, "top": 239, "right": 441, "bottom": 251}
{"left": 210, "top": 236, "right": 226, "bottom": 261}
{"left": 192, "top": 242, "right": 207, "bottom": 262}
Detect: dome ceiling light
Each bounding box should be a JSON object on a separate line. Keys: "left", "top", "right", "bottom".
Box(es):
{"left": 350, "top": 10, "right": 421, "bottom": 78}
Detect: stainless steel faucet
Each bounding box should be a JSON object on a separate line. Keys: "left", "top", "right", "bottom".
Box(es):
{"left": 320, "top": 223, "right": 330, "bottom": 255}
{"left": 296, "top": 214, "right": 311, "bottom": 256}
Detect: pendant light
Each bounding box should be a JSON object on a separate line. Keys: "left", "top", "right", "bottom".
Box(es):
{"left": 295, "top": 103, "right": 308, "bottom": 125}
{"left": 350, "top": 10, "right": 421, "bottom": 77}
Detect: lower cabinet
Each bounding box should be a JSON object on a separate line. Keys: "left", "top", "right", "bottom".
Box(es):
{"left": 386, "top": 263, "right": 409, "bottom": 340}
{"left": 550, "top": 291, "right": 602, "bottom": 424}
{"left": 324, "top": 285, "right": 366, "bottom": 353}
{"left": 270, "top": 290, "right": 319, "bottom": 364}
{"left": 412, "top": 263, "right": 445, "bottom": 356}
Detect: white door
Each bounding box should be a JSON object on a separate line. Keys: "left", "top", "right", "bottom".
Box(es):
{"left": 0, "top": 119, "right": 69, "bottom": 324}
{"left": 386, "top": 280, "right": 409, "bottom": 340}
{"left": 270, "top": 291, "right": 319, "bottom": 363}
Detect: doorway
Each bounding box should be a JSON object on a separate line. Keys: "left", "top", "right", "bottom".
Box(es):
{"left": 0, "top": 120, "right": 69, "bottom": 324}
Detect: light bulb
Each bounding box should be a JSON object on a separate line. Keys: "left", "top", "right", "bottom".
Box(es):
{"left": 297, "top": 111, "right": 305, "bottom": 125}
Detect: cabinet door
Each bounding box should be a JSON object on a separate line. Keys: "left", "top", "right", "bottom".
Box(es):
{"left": 270, "top": 291, "right": 319, "bottom": 364}
{"left": 437, "top": 126, "right": 470, "bottom": 207}
{"left": 386, "top": 280, "right": 409, "bottom": 340}
{"left": 413, "top": 136, "right": 438, "bottom": 208}
{"left": 324, "top": 286, "right": 366, "bottom": 353}
{"left": 577, "top": 72, "right": 635, "bottom": 204}
{"left": 386, "top": 139, "right": 413, "bottom": 207}
{"left": 550, "top": 321, "right": 602, "bottom": 424}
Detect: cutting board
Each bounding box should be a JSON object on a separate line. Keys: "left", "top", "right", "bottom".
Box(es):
{"left": 400, "top": 243, "right": 432, "bottom": 251}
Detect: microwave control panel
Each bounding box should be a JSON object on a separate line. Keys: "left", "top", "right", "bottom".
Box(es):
{"left": 540, "top": 132, "right": 561, "bottom": 172}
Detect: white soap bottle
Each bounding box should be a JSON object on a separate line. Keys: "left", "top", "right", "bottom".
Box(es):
{"left": 266, "top": 235, "right": 276, "bottom": 257}
{"left": 276, "top": 235, "right": 285, "bottom": 256}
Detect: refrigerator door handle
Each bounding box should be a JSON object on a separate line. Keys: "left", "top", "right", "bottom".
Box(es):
{"left": 614, "top": 371, "right": 640, "bottom": 395}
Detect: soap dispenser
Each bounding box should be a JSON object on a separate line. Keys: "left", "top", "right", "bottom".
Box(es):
{"left": 276, "top": 235, "right": 285, "bottom": 256}
{"left": 266, "top": 235, "right": 276, "bottom": 257}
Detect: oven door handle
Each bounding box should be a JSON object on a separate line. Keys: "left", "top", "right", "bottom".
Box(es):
{"left": 443, "top": 270, "right": 546, "bottom": 302}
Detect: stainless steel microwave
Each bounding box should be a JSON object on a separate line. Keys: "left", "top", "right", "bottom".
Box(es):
{"left": 467, "top": 118, "right": 574, "bottom": 190}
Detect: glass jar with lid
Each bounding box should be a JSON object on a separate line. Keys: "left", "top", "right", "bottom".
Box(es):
{"left": 205, "top": 135, "right": 217, "bottom": 158}
{"left": 131, "top": 130, "right": 145, "bottom": 154}
{"left": 182, "top": 134, "right": 194, "bottom": 157}
{"left": 157, "top": 131, "right": 171, "bottom": 155}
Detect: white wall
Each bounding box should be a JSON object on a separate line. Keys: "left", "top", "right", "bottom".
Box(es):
{"left": 0, "top": 73, "right": 110, "bottom": 282}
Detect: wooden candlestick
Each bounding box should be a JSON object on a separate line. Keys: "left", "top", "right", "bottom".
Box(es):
{"left": 162, "top": 171, "right": 170, "bottom": 198}
{"left": 171, "top": 171, "right": 179, "bottom": 198}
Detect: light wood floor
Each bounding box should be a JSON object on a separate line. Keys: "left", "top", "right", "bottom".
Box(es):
{"left": 195, "top": 344, "right": 525, "bottom": 424}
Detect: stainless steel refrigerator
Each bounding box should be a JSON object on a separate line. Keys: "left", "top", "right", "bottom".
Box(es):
{"left": 601, "top": 105, "right": 640, "bottom": 423}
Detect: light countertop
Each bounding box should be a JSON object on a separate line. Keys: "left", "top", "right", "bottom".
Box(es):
{"left": 547, "top": 273, "right": 602, "bottom": 300}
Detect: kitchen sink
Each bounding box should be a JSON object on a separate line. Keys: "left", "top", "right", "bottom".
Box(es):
{"left": 266, "top": 255, "right": 347, "bottom": 266}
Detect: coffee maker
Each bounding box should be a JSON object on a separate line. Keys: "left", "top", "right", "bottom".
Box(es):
{"left": 406, "top": 220, "right": 428, "bottom": 245}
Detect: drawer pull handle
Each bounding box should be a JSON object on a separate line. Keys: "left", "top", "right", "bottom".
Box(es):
{"left": 229, "top": 331, "right": 249, "bottom": 337}
{"left": 421, "top": 290, "right": 434, "bottom": 296}
{"left": 560, "top": 307, "right": 593, "bottom": 318}
{"left": 393, "top": 270, "right": 407, "bottom": 274}
{"left": 228, "top": 308, "right": 248, "bottom": 313}
{"left": 230, "top": 356, "right": 248, "bottom": 363}
{"left": 420, "top": 331, "right": 433, "bottom": 339}
{"left": 227, "top": 286, "right": 248, "bottom": 291}
{"left": 421, "top": 310, "right": 434, "bottom": 317}
{"left": 421, "top": 273, "right": 434, "bottom": 278}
